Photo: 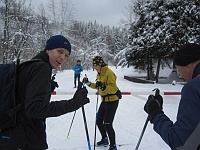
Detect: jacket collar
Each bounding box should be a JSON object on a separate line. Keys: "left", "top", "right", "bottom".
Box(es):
{"left": 99, "top": 65, "right": 108, "bottom": 74}
{"left": 32, "top": 51, "right": 52, "bottom": 69}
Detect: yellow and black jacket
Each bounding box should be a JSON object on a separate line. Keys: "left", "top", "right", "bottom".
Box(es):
{"left": 89, "top": 65, "right": 119, "bottom": 102}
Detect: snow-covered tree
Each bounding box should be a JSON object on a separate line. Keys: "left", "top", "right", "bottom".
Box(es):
{"left": 68, "top": 20, "right": 128, "bottom": 69}
{"left": 0, "top": 0, "right": 37, "bottom": 63}
{"left": 124, "top": 0, "right": 200, "bottom": 81}
{"left": 0, "top": 0, "right": 128, "bottom": 70}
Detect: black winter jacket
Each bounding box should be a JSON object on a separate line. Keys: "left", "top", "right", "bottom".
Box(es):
{"left": 0, "top": 51, "right": 80, "bottom": 149}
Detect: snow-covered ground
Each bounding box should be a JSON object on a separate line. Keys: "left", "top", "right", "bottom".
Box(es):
{"left": 46, "top": 66, "right": 183, "bottom": 150}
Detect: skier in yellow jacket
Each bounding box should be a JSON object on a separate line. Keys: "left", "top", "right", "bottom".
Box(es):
{"left": 83, "top": 56, "right": 120, "bottom": 150}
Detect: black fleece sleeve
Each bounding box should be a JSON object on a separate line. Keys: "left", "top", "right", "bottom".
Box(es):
{"left": 24, "top": 62, "right": 80, "bottom": 119}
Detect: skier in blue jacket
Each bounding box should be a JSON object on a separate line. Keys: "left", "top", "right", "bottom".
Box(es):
{"left": 73, "top": 60, "right": 83, "bottom": 88}
{"left": 144, "top": 43, "right": 200, "bottom": 150}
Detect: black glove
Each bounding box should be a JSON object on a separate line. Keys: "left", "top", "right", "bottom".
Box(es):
{"left": 51, "top": 80, "right": 59, "bottom": 92}
{"left": 144, "top": 91, "right": 163, "bottom": 123}
{"left": 82, "top": 76, "right": 89, "bottom": 84}
{"left": 96, "top": 81, "right": 106, "bottom": 91}
{"left": 72, "top": 87, "right": 90, "bottom": 108}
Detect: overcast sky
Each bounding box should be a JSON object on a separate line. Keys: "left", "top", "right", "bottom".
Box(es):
{"left": 31, "top": 0, "right": 132, "bottom": 27}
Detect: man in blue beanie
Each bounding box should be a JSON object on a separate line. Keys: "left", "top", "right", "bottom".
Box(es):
{"left": 0, "top": 35, "right": 90, "bottom": 150}
{"left": 144, "top": 43, "right": 200, "bottom": 150}
{"left": 44, "top": 35, "right": 71, "bottom": 68}
{"left": 44, "top": 35, "right": 72, "bottom": 91}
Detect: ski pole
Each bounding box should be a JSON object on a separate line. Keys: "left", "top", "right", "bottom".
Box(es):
{"left": 93, "top": 88, "right": 100, "bottom": 150}
{"left": 135, "top": 88, "right": 161, "bottom": 150}
{"left": 66, "top": 110, "right": 76, "bottom": 139}
{"left": 78, "top": 82, "right": 92, "bottom": 150}
{"left": 135, "top": 115, "right": 150, "bottom": 150}
{"left": 67, "top": 76, "right": 89, "bottom": 139}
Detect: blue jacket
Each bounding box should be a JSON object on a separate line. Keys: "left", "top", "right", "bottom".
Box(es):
{"left": 153, "top": 63, "right": 200, "bottom": 150}
{"left": 73, "top": 64, "right": 83, "bottom": 75}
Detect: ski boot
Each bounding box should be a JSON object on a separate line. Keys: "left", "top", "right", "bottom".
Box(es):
{"left": 97, "top": 137, "right": 109, "bottom": 146}
{"left": 108, "top": 145, "right": 117, "bottom": 150}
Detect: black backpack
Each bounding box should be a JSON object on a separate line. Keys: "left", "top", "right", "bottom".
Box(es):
{"left": 0, "top": 59, "right": 40, "bottom": 131}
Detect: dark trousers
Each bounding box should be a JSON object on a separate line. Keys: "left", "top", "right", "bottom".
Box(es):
{"left": 96, "top": 100, "right": 119, "bottom": 147}
{"left": 74, "top": 74, "right": 80, "bottom": 87}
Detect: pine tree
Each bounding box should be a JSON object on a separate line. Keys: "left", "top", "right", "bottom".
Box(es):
{"left": 125, "top": 0, "right": 200, "bottom": 81}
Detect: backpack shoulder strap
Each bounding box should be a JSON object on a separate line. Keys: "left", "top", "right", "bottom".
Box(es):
{"left": 17, "top": 59, "right": 41, "bottom": 70}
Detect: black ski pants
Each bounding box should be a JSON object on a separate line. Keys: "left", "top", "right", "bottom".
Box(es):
{"left": 74, "top": 74, "right": 80, "bottom": 87}
{"left": 96, "top": 100, "right": 119, "bottom": 147}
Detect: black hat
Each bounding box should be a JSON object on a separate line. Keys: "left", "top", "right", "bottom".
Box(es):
{"left": 44, "top": 35, "right": 71, "bottom": 55}
{"left": 77, "top": 60, "right": 81, "bottom": 62}
{"left": 93, "top": 56, "right": 106, "bottom": 67}
{"left": 174, "top": 43, "right": 200, "bottom": 66}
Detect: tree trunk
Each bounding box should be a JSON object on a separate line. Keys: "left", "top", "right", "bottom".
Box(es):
{"left": 149, "top": 57, "right": 154, "bottom": 80}
{"left": 146, "top": 57, "right": 154, "bottom": 80}
{"left": 155, "top": 57, "right": 161, "bottom": 83}
{"left": 3, "top": 0, "right": 9, "bottom": 64}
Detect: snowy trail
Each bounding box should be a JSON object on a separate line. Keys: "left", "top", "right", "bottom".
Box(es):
{"left": 47, "top": 94, "right": 180, "bottom": 150}
{"left": 46, "top": 67, "right": 182, "bottom": 149}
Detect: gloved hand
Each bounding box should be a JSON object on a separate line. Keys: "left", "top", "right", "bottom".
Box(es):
{"left": 51, "top": 80, "right": 59, "bottom": 92}
{"left": 144, "top": 93, "right": 163, "bottom": 123}
{"left": 96, "top": 81, "right": 106, "bottom": 91}
{"left": 82, "top": 76, "right": 91, "bottom": 86}
{"left": 50, "top": 74, "right": 59, "bottom": 92}
{"left": 72, "top": 87, "right": 90, "bottom": 108}
{"left": 82, "top": 76, "right": 89, "bottom": 84}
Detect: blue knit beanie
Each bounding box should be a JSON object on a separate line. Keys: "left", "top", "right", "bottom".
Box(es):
{"left": 44, "top": 35, "right": 71, "bottom": 55}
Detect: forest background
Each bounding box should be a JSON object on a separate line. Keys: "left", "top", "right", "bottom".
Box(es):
{"left": 0, "top": 0, "right": 199, "bottom": 82}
